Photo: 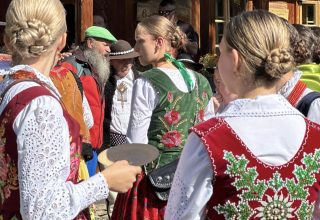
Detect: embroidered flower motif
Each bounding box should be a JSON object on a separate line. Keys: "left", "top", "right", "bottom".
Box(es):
{"left": 256, "top": 194, "right": 295, "bottom": 219}
{"left": 164, "top": 110, "right": 181, "bottom": 125}
{"left": 198, "top": 109, "right": 205, "bottom": 122}
{"left": 167, "top": 92, "right": 173, "bottom": 103}
{"left": 202, "top": 91, "right": 208, "bottom": 99}
{"left": 161, "top": 130, "right": 182, "bottom": 148}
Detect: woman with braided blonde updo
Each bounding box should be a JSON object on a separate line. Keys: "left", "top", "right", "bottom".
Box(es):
{"left": 0, "top": 0, "right": 141, "bottom": 219}
{"left": 165, "top": 10, "right": 320, "bottom": 219}
{"left": 111, "top": 15, "right": 213, "bottom": 219}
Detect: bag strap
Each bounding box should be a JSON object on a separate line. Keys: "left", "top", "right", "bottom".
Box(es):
{"left": 296, "top": 91, "right": 320, "bottom": 117}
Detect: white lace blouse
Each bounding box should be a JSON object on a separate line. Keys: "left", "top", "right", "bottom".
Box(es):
{"left": 165, "top": 94, "right": 306, "bottom": 220}
{"left": 0, "top": 65, "right": 108, "bottom": 219}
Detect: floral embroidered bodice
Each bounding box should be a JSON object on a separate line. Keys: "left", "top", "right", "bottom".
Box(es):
{"left": 142, "top": 68, "right": 212, "bottom": 170}
{"left": 192, "top": 117, "right": 320, "bottom": 220}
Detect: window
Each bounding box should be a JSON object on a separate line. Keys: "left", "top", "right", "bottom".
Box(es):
{"left": 214, "top": 0, "right": 246, "bottom": 53}
{"left": 302, "top": 4, "right": 316, "bottom": 25}
{"left": 299, "top": 1, "right": 320, "bottom": 27}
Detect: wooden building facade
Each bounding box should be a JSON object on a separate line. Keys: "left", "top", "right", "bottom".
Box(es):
{"left": 0, "top": 0, "right": 319, "bottom": 55}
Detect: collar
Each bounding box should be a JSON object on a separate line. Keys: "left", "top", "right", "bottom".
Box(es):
{"left": 7, "top": 65, "right": 61, "bottom": 98}
{"left": 217, "top": 94, "right": 302, "bottom": 118}
{"left": 278, "top": 69, "right": 302, "bottom": 98}
{"left": 114, "top": 69, "right": 134, "bottom": 81}
{"left": 74, "top": 47, "right": 88, "bottom": 64}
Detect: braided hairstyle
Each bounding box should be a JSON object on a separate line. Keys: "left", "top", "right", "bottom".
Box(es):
{"left": 224, "top": 10, "right": 294, "bottom": 83}
{"left": 5, "top": 0, "right": 67, "bottom": 63}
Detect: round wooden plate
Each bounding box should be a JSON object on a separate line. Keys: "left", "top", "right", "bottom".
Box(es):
{"left": 98, "top": 143, "right": 159, "bottom": 166}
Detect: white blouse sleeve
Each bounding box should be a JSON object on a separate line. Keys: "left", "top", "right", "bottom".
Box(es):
{"left": 82, "top": 91, "right": 94, "bottom": 129}
{"left": 307, "top": 98, "right": 320, "bottom": 125}
{"left": 165, "top": 132, "right": 213, "bottom": 220}
{"left": 204, "top": 97, "right": 216, "bottom": 121}
{"left": 14, "top": 95, "right": 108, "bottom": 219}
{"left": 126, "top": 77, "right": 158, "bottom": 144}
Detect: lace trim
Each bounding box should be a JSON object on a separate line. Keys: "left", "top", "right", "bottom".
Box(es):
{"left": 165, "top": 170, "right": 190, "bottom": 219}
{"left": 278, "top": 70, "right": 302, "bottom": 98}
{"left": 131, "top": 109, "right": 145, "bottom": 128}
{"left": 218, "top": 95, "right": 300, "bottom": 118}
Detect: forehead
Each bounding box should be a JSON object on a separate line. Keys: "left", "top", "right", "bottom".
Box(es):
{"left": 135, "top": 26, "right": 150, "bottom": 38}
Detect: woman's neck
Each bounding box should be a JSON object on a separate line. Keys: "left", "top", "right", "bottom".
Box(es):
{"left": 19, "top": 51, "right": 56, "bottom": 77}
{"left": 238, "top": 86, "right": 278, "bottom": 99}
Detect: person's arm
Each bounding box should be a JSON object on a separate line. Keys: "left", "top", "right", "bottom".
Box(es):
{"left": 15, "top": 95, "right": 141, "bottom": 219}
{"left": 165, "top": 133, "right": 213, "bottom": 220}
{"left": 126, "top": 77, "right": 158, "bottom": 144}
{"left": 82, "top": 91, "right": 94, "bottom": 129}
{"left": 307, "top": 98, "right": 320, "bottom": 124}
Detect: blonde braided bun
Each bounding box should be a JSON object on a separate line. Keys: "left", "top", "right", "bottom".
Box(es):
{"left": 5, "top": 0, "right": 67, "bottom": 60}
{"left": 265, "top": 48, "right": 294, "bottom": 79}
{"left": 225, "top": 10, "right": 295, "bottom": 82}
{"left": 137, "top": 15, "right": 187, "bottom": 51}
{"left": 9, "top": 18, "right": 53, "bottom": 58}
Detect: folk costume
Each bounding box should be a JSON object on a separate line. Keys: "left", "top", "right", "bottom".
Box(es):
{"left": 103, "top": 40, "right": 140, "bottom": 148}
{"left": 0, "top": 65, "right": 109, "bottom": 219}
{"left": 112, "top": 54, "right": 213, "bottom": 220}
{"left": 165, "top": 94, "right": 320, "bottom": 219}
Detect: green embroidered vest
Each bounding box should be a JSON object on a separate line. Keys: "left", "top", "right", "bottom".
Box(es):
{"left": 143, "top": 68, "right": 212, "bottom": 171}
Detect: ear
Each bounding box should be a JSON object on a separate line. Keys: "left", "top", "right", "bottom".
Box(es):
{"left": 231, "top": 48, "right": 241, "bottom": 75}
{"left": 155, "top": 36, "right": 165, "bottom": 49}
{"left": 57, "top": 33, "right": 67, "bottom": 52}
{"left": 86, "top": 38, "right": 94, "bottom": 49}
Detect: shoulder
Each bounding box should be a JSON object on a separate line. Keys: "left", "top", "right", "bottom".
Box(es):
{"left": 191, "top": 117, "right": 225, "bottom": 138}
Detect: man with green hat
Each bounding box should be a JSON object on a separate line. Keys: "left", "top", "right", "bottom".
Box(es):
{"left": 59, "top": 26, "right": 117, "bottom": 177}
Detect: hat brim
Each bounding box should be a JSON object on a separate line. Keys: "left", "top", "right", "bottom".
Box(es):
{"left": 179, "top": 60, "right": 203, "bottom": 71}
{"left": 110, "top": 51, "right": 140, "bottom": 60}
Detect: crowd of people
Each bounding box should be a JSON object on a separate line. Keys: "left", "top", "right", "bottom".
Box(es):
{"left": 1, "top": 0, "right": 320, "bottom": 219}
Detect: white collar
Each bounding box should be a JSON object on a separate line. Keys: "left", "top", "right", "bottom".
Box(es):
{"left": 217, "top": 94, "right": 302, "bottom": 117}
{"left": 114, "top": 69, "right": 134, "bottom": 81}
{"left": 278, "top": 69, "right": 302, "bottom": 98}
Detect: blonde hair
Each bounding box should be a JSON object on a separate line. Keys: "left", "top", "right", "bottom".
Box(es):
{"left": 225, "top": 10, "right": 294, "bottom": 82}
{"left": 137, "top": 15, "right": 187, "bottom": 50}
{"left": 5, "top": 0, "right": 67, "bottom": 60}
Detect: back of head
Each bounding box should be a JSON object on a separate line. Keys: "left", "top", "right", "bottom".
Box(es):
{"left": 159, "top": 0, "right": 176, "bottom": 8}
{"left": 292, "top": 24, "right": 315, "bottom": 65}
{"left": 311, "top": 26, "right": 320, "bottom": 64}
{"left": 137, "top": 15, "right": 187, "bottom": 51}
{"left": 5, "top": 0, "right": 67, "bottom": 62}
{"left": 225, "top": 10, "right": 294, "bottom": 82}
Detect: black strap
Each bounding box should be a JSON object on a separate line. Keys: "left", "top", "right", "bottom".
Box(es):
{"left": 296, "top": 91, "right": 320, "bottom": 116}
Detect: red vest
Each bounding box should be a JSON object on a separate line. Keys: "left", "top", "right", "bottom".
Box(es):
{"left": 191, "top": 117, "right": 320, "bottom": 220}
{"left": 80, "top": 75, "right": 105, "bottom": 149}
{"left": 0, "top": 84, "right": 81, "bottom": 219}
{"left": 60, "top": 58, "right": 105, "bottom": 149}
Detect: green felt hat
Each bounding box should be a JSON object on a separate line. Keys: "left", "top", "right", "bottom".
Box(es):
{"left": 85, "top": 26, "right": 117, "bottom": 43}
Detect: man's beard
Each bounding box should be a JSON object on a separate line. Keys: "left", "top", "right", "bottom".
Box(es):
{"left": 84, "top": 47, "right": 110, "bottom": 86}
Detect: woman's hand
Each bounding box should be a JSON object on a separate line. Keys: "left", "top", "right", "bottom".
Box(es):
{"left": 101, "top": 160, "right": 142, "bottom": 193}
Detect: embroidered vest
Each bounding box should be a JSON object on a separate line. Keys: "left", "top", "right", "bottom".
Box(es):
{"left": 143, "top": 68, "right": 212, "bottom": 170}
{"left": 0, "top": 76, "right": 82, "bottom": 219}
{"left": 192, "top": 117, "right": 320, "bottom": 220}
{"left": 50, "top": 66, "right": 90, "bottom": 142}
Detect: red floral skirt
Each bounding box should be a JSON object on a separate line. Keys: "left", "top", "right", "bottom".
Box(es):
{"left": 111, "top": 172, "right": 167, "bottom": 220}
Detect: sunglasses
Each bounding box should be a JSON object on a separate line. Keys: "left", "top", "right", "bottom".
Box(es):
{"left": 158, "top": 9, "right": 175, "bottom": 16}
